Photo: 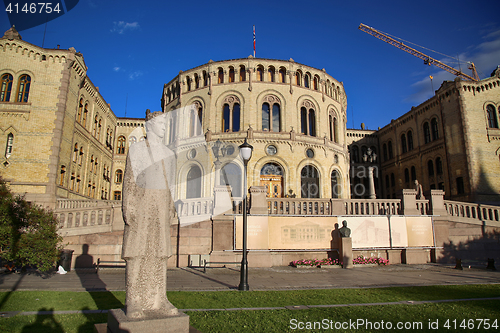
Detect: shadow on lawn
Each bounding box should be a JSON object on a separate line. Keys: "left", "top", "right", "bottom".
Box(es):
{"left": 21, "top": 308, "right": 64, "bottom": 333}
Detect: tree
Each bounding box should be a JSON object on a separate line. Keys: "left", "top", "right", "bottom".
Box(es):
{"left": 0, "top": 177, "right": 62, "bottom": 272}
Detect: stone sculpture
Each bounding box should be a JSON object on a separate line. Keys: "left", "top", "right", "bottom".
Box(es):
{"left": 414, "top": 180, "right": 425, "bottom": 200}
{"left": 339, "top": 220, "right": 351, "bottom": 238}
{"left": 121, "top": 110, "right": 178, "bottom": 319}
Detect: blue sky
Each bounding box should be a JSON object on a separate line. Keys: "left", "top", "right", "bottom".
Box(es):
{"left": 2, "top": 0, "right": 499, "bottom": 130}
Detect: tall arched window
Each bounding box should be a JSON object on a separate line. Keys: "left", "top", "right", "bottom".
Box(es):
{"left": 304, "top": 73, "right": 310, "bottom": 88}
{"left": 411, "top": 166, "right": 416, "bottom": 181}
{"left": 331, "top": 170, "right": 341, "bottom": 198}
{"left": 228, "top": 67, "right": 235, "bottom": 83}
{"left": 186, "top": 76, "right": 192, "bottom": 91}
{"left": 329, "top": 115, "right": 334, "bottom": 141}
{"left": 16, "top": 74, "right": 31, "bottom": 102}
{"left": 194, "top": 74, "right": 200, "bottom": 89}
{"left": 189, "top": 102, "right": 203, "bottom": 137}
{"left": 115, "top": 169, "right": 123, "bottom": 184}
{"left": 296, "top": 71, "right": 302, "bottom": 86}
{"left": 404, "top": 168, "right": 410, "bottom": 184}
{"left": 390, "top": 173, "right": 395, "bottom": 187}
{"left": 261, "top": 96, "right": 281, "bottom": 132}
{"left": 117, "top": 136, "right": 126, "bottom": 154}
{"left": 186, "top": 165, "right": 202, "bottom": 198}
{"left": 60, "top": 165, "right": 66, "bottom": 186}
{"left": 73, "top": 144, "right": 78, "bottom": 162}
{"left": 257, "top": 66, "right": 264, "bottom": 81}
{"left": 383, "top": 143, "right": 388, "bottom": 161}
{"left": 407, "top": 130, "right": 414, "bottom": 151}
{"left": 388, "top": 141, "right": 393, "bottom": 159}
{"left": 222, "top": 96, "right": 240, "bottom": 132}
{"left": 423, "top": 122, "right": 431, "bottom": 144}
{"left": 313, "top": 76, "right": 319, "bottom": 90}
{"left": 300, "top": 101, "right": 316, "bottom": 136}
{"left": 301, "top": 165, "right": 320, "bottom": 198}
{"left": 431, "top": 118, "right": 439, "bottom": 140}
{"left": 203, "top": 71, "right": 208, "bottom": 86}
{"left": 0, "top": 74, "right": 13, "bottom": 102}
{"left": 351, "top": 145, "right": 359, "bottom": 163}
{"left": 5, "top": 133, "right": 13, "bottom": 158}
{"left": 268, "top": 66, "right": 275, "bottom": 82}
{"left": 487, "top": 104, "right": 498, "bottom": 128}
{"left": 217, "top": 68, "right": 224, "bottom": 84}
{"left": 239, "top": 65, "right": 246, "bottom": 81}
{"left": 436, "top": 157, "right": 443, "bottom": 175}
{"left": 279, "top": 67, "right": 286, "bottom": 83}
{"left": 221, "top": 163, "right": 242, "bottom": 197}
{"left": 82, "top": 103, "right": 88, "bottom": 127}
{"left": 401, "top": 133, "right": 407, "bottom": 153}
{"left": 428, "top": 160, "right": 434, "bottom": 176}
{"left": 77, "top": 98, "right": 83, "bottom": 123}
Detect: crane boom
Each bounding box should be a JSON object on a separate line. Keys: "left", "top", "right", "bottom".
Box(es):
{"left": 358, "top": 23, "right": 479, "bottom": 82}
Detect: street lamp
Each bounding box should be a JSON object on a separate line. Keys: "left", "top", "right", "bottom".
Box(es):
{"left": 238, "top": 138, "right": 253, "bottom": 291}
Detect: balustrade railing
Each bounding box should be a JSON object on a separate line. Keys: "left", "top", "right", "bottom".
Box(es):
{"left": 267, "top": 198, "right": 332, "bottom": 215}
{"left": 176, "top": 198, "right": 213, "bottom": 218}
{"left": 344, "top": 199, "right": 401, "bottom": 215}
{"left": 444, "top": 200, "right": 500, "bottom": 223}
{"left": 55, "top": 199, "right": 119, "bottom": 230}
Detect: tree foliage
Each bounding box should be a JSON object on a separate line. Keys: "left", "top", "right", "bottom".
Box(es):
{"left": 0, "top": 177, "right": 62, "bottom": 271}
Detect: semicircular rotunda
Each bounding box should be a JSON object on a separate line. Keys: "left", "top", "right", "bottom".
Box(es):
{"left": 160, "top": 57, "right": 349, "bottom": 200}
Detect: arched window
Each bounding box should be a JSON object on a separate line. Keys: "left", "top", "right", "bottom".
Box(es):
{"left": 90, "top": 155, "right": 94, "bottom": 173}
{"left": 313, "top": 76, "right": 319, "bottom": 90}
{"left": 186, "top": 165, "right": 202, "bottom": 199}
{"left": 296, "top": 71, "right": 302, "bottom": 86}
{"left": 279, "top": 67, "right": 286, "bottom": 83}
{"left": 431, "top": 118, "right": 439, "bottom": 140}
{"left": 261, "top": 96, "right": 281, "bottom": 132}
{"left": 239, "top": 65, "right": 246, "bottom": 81}
{"left": 186, "top": 76, "right": 191, "bottom": 91}
{"left": 59, "top": 165, "right": 66, "bottom": 186}
{"left": 331, "top": 170, "right": 341, "bottom": 198}
{"left": 16, "top": 74, "right": 31, "bottom": 102}
{"left": 423, "top": 122, "right": 431, "bottom": 144}
{"left": 268, "top": 66, "right": 275, "bottom": 82}
{"left": 203, "top": 71, "right": 208, "bottom": 86}
{"left": 407, "top": 130, "right": 414, "bottom": 151}
{"left": 333, "top": 117, "right": 338, "bottom": 143}
{"left": 487, "top": 104, "right": 498, "bottom": 128}
{"left": 189, "top": 102, "right": 203, "bottom": 137}
{"left": 114, "top": 191, "right": 122, "bottom": 200}
{"left": 383, "top": 143, "right": 388, "bottom": 161}
{"left": 228, "top": 67, "right": 235, "bottom": 83}
{"left": 390, "top": 173, "right": 395, "bottom": 187}
{"left": 385, "top": 175, "right": 390, "bottom": 189}
{"left": 82, "top": 103, "right": 88, "bottom": 127}
{"left": 428, "top": 160, "right": 434, "bottom": 177}
{"left": 5, "top": 133, "right": 13, "bottom": 158}
{"left": 194, "top": 74, "right": 200, "bottom": 89}
{"left": 257, "top": 66, "right": 264, "bottom": 81}
{"left": 115, "top": 170, "right": 123, "bottom": 184}
{"left": 351, "top": 145, "right": 359, "bottom": 163}
{"left": 221, "top": 163, "right": 242, "bottom": 197}
{"left": 304, "top": 73, "right": 310, "bottom": 88}
{"left": 436, "top": 157, "right": 443, "bottom": 175}
{"left": 117, "top": 136, "right": 126, "bottom": 154}
{"left": 300, "top": 102, "right": 316, "bottom": 136}
{"left": 301, "top": 165, "right": 320, "bottom": 198}
{"left": 70, "top": 173, "right": 75, "bottom": 191}
{"left": 0, "top": 74, "right": 13, "bottom": 102}
{"left": 388, "top": 141, "right": 393, "bottom": 159}
{"left": 73, "top": 144, "right": 78, "bottom": 162}
{"left": 329, "top": 115, "right": 334, "bottom": 141}
{"left": 411, "top": 166, "right": 416, "bottom": 181}
{"left": 401, "top": 133, "right": 407, "bottom": 153}
{"left": 222, "top": 96, "right": 241, "bottom": 132}
{"left": 97, "top": 119, "right": 102, "bottom": 138}
{"left": 77, "top": 98, "right": 83, "bottom": 123}
{"left": 217, "top": 68, "right": 224, "bottom": 84}
{"left": 93, "top": 116, "right": 98, "bottom": 137}
{"left": 404, "top": 168, "right": 410, "bottom": 184}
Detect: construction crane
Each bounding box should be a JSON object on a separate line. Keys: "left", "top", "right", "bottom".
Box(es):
{"left": 358, "top": 23, "right": 479, "bottom": 82}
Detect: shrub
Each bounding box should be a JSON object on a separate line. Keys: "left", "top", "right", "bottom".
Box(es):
{"left": 0, "top": 177, "right": 62, "bottom": 271}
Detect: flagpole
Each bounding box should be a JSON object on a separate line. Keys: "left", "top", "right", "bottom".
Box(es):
{"left": 253, "top": 25, "right": 256, "bottom": 57}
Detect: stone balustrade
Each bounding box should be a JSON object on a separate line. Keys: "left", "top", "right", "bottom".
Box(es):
{"left": 267, "top": 198, "right": 332, "bottom": 215}
{"left": 344, "top": 199, "right": 401, "bottom": 215}
{"left": 175, "top": 197, "right": 213, "bottom": 218}
{"left": 444, "top": 200, "right": 500, "bottom": 225}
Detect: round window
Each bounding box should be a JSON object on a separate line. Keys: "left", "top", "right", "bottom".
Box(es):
{"left": 306, "top": 148, "right": 314, "bottom": 158}
{"left": 266, "top": 145, "right": 277, "bottom": 156}
{"left": 188, "top": 149, "right": 197, "bottom": 159}
{"left": 225, "top": 145, "right": 235, "bottom": 156}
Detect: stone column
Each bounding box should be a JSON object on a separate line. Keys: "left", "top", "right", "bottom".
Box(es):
{"left": 368, "top": 166, "right": 376, "bottom": 199}
{"left": 213, "top": 185, "right": 232, "bottom": 217}
{"left": 426, "top": 189, "right": 447, "bottom": 216}
{"left": 340, "top": 237, "right": 353, "bottom": 269}
{"left": 399, "top": 189, "right": 419, "bottom": 215}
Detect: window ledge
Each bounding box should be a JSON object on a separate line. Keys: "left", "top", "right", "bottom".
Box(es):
{"left": 0, "top": 102, "right": 31, "bottom": 119}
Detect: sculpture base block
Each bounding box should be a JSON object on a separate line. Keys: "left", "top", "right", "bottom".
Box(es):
{"left": 340, "top": 237, "right": 353, "bottom": 269}
{"left": 106, "top": 308, "right": 189, "bottom": 333}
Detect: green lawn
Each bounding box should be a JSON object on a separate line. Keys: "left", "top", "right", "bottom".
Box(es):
{"left": 0, "top": 284, "right": 498, "bottom": 332}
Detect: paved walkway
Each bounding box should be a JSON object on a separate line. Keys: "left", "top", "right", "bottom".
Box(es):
{"left": 0, "top": 264, "right": 498, "bottom": 292}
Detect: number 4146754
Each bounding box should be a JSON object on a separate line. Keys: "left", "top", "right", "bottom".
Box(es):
{"left": 5, "top": 3, "right": 62, "bottom": 14}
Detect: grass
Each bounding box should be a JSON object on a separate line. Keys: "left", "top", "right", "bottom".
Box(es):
{"left": 0, "top": 285, "right": 498, "bottom": 332}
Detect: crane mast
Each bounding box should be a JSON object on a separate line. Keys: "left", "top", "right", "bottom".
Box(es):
{"left": 358, "top": 23, "right": 479, "bottom": 82}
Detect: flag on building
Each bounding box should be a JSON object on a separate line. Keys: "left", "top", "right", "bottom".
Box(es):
{"left": 253, "top": 25, "right": 256, "bottom": 57}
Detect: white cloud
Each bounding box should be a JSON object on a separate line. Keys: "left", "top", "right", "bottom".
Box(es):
{"left": 113, "top": 67, "right": 120, "bottom": 72}
{"left": 129, "top": 71, "right": 143, "bottom": 80}
{"left": 111, "top": 21, "right": 140, "bottom": 34}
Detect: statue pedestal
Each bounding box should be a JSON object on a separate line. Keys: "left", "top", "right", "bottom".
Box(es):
{"left": 340, "top": 237, "right": 353, "bottom": 269}
{"left": 105, "top": 308, "right": 190, "bottom": 333}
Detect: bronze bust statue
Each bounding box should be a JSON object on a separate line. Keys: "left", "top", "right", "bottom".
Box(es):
{"left": 339, "top": 220, "right": 351, "bottom": 238}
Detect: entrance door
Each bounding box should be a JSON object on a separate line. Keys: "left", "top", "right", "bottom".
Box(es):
{"left": 260, "top": 175, "right": 283, "bottom": 198}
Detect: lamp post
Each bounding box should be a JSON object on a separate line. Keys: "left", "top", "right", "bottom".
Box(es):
{"left": 238, "top": 138, "right": 253, "bottom": 291}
